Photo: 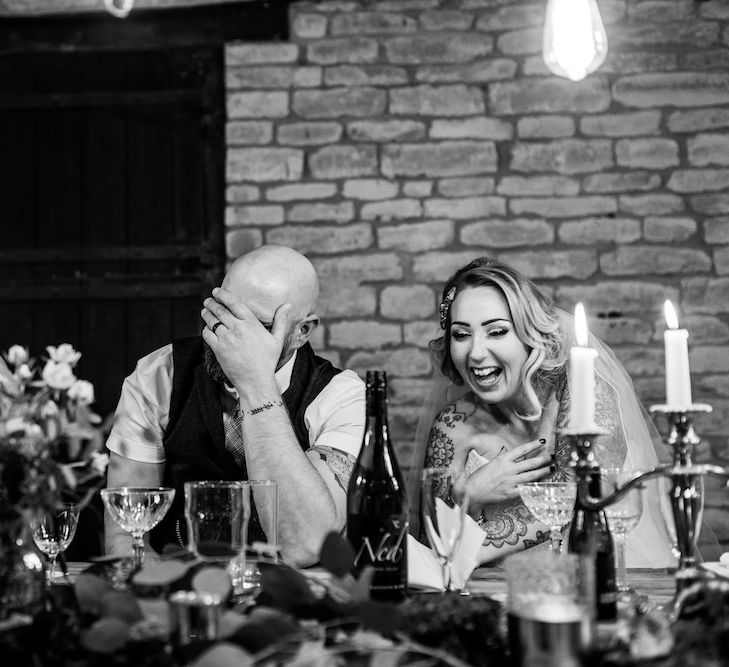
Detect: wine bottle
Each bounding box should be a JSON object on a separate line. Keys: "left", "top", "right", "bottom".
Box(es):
{"left": 568, "top": 467, "right": 617, "bottom": 621}
{"left": 347, "top": 370, "right": 409, "bottom": 601}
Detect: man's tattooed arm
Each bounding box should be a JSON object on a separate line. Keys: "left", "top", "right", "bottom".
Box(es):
{"left": 308, "top": 445, "right": 357, "bottom": 494}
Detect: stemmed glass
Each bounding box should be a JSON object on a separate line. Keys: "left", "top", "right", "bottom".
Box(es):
{"left": 31, "top": 504, "right": 80, "bottom": 584}
{"left": 421, "top": 467, "right": 470, "bottom": 592}
{"left": 602, "top": 468, "right": 643, "bottom": 595}
{"left": 518, "top": 482, "right": 577, "bottom": 554}
{"left": 101, "top": 486, "right": 175, "bottom": 567}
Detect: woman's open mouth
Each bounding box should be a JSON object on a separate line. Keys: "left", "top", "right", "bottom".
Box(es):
{"left": 471, "top": 366, "right": 502, "bottom": 388}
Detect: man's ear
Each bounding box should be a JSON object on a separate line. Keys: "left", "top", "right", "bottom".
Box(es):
{"left": 295, "top": 314, "right": 319, "bottom": 346}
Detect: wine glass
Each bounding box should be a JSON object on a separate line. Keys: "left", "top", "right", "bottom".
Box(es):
{"left": 101, "top": 486, "right": 175, "bottom": 567}
{"left": 31, "top": 504, "right": 80, "bottom": 584}
{"left": 518, "top": 482, "right": 577, "bottom": 554}
{"left": 602, "top": 468, "right": 643, "bottom": 595}
{"left": 420, "top": 467, "right": 469, "bottom": 592}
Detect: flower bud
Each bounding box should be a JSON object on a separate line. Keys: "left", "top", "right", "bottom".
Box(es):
{"left": 42, "top": 360, "right": 76, "bottom": 390}
{"left": 46, "top": 343, "right": 82, "bottom": 367}
{"left": 6, "top": 345, "right": 28, "bottom": 367}
{"left": 68, "top": 379, "right": 95, "bottom": 405}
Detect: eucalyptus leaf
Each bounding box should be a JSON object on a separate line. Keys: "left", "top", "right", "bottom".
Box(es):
{"left": 319, "top": 531, "right": 355, "bottom": 578}
{"left": 190, "top": 642, "right": 254, "bottom": 667}
{"left": 80, "top": 617, "right": 130, "bottom": 654}
{"left": 99, "top": 590, "right": 144, "bottom": 624}
{"left": 359, "top": 600, "right": 400, "bottom": 637}
{"left": 74, "top": 573, "right": 113, "bottom": 615}
{"left": 259, "top": 562, "right": 316, "bottom": 612}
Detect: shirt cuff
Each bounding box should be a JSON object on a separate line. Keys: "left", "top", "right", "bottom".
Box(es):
{"left": 106, "top": 433, "right": 166, "bottom": 464}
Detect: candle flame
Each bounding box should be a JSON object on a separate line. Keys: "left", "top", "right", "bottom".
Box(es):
{"left": 664, "top": 300, "right": 679, "bottom": 330}
{"left": 574, "top": 302, "right": 589, "bottom": 346}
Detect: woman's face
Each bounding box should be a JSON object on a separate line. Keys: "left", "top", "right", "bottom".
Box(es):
{"left": 449, "top": 285, "right": 529, "bottom": 408}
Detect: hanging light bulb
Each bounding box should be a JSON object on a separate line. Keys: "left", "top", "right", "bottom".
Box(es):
{"left": 104, "top": 0, "right": 134, "bottom": 19}
{"left": 542, "top": 0, "right": 608, "bottom": 81}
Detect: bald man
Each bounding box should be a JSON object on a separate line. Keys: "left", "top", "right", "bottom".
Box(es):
{"left": 104, "top": 245, "right": 365, "bottom": 566}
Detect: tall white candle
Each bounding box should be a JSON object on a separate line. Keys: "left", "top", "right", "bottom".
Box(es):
{"left": 569, "top": 303, "right": 598, "bottom": 431}
{"left": 664, "top": 300, "right": 692, "bottom": 410}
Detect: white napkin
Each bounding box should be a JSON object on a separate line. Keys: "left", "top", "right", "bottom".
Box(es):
{"left": 407, "top": 498, "right": 484, "bottom": 591}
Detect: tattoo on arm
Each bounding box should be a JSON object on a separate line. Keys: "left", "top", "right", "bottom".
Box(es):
{"left": 310, "top": 445, "right": 357, "bottom": 494}
{"left": 523, "top": 530, "right": 550, "bottom": 550}
{"left": 480, "top": 499, "right": 532, "bottom": 548}
{"left": 424, "top": 403, "right": 468, "bottom": 468}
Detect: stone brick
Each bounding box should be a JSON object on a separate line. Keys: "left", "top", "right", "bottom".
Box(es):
{"left": 627, "top": 0, "right": 695, "bottom": 21}
{"left": 377, "top": 220, "right": 455, "bottom": 252}
{"left": 266, "top": 183, "right": 337, "bottom": 202}
{"left": 431, "top": 117, "right": 513, "bottom": 140}
{"left": 682, "top": 277, "right": 729, "bottom": 312}
{"left": 517, "top": 116, "right": 574, "bottom": 139}
{"left": 617, "top": 138, "right": 679, "bottom": 170}
{"left": 460, "top": 219, "right": 554, "bottom": 247}
{"left": 688, "top": 133, "right": 729, "bottom": 167}
{"left": 226, "top": 43, "right": 298, "bottom": 65}
{"left": 611, "top": 21, "right": 719, "bottom": 49}
{"left": 643, "top": 217, "right": 697, "bottom": 242}
{"left": 390, "top": 84, "right": 485, "bottom": 116}
{"left": 714, "top": 245, "right": 729, "bottom": 275}
{"left": 384, "top": 33, "right": 494, "bottom": 63}
{"left": 558, "top": 218, "right": 642, "bottom": 244}
{"left": 277, "top": 122, "right": 343, "bottom": 146}
{"left": 382, "top": 141, "right": 498, "bottom": 177}
{"left": 701, "top": 0, "right": 729, "bottom": 19}
{"left": 496, "top": 27, "right": 542, "bottom": 55}
{"left": 343, "top": 179, "right": 399, "bottom": 200}
{"left": 265, "top": 223, "right": 373, "bottom": 254}
{"left": 314, "top": 253, "right": 404, "bottom": 283}
{"left": 490, "top": 78, "right": 610, "bottom": 114}
{"left": 499, "top": 250, "right": 598, "bottom": 279}
{"left": 389, "top": 378, "right": 436, "bottom": 405}
{"left": 704, "top": 218, "right": 729, "bottom": 243}
{"left": 309, "top": 145, "right": 378, "bottom": 179}
{"left": 293, "top": 87, "right": 386, "bottom": 119}
{"left": 227, "top": 148, "right": 304, "bottom": 182}
{"left": 317, "top": 285, "right": 377, "bottom": 318}
{"left": 227, "top": 91, "right": 289, "bottom": 119}
{"left": 556, "top": 281, "right": 679, "bottom": 314}
{"left": 475, "top": 3, "right": 543, "bottom": 30}
{"left": 691, "top": 194, "right": 729, "bottom": 214}
{"left": 591, "top": 317, "right": 654, "bottom": 345}
{"left": 324, "top": 65, "right": 409, "bottom": 87}
{"left": 225, "top": 205, "right": 284, "bottom": 227}
{"left": 497, "top": 175, "right": 579, "bottom": 196}
{"left": 226, "top": 121, "right": 273, "bottom": 146}
{"left": 306, "top": 37, "right": 379, "bottom": 64}
{"left": 309, "top": 325, "right": 325, "bottom": 351}
{"left": 611, "top": 346, "right": 664, "bottom": 377}
{"left": 580, "top": 110, "right": 661, "bottom": 137}
{"left": 381, "top": 285, "right": 436, "bottom": 319}
{"left": 413, "top": 250, "right": 494, "bottom": 282}
{"left": 416, "top": 58, "right": 517, "bottom": 83}
{"left": 654, "top": 315, "right": 729, "bottom": 344}
{"left": 225, "top": 228, "right": 262, "bottom": 259}
{"left": 510, "top": 196, "right": 617, "bottom": 218}
{"left": 346, "top": 347, "right": 433, "bottom": 378}
{"left": 425, "top": 196, "right": 506, "bottom": 218}
{"left": 361, "top": 199, "right": 423, "bottom": 221}
{"left": 329, "top": 320, "right": 402, "bottom": 349}
{"left": 690, "top": 346, "right": 729, "bottom": 373}
{"left": 226, "top": 66, "right": 321, "bottom": 89}
{"left": 612, "top": 73, "right": 729, "bottom": 108}
{"left": 698, "top": 374, "right": 729, "bottom": 397}
{"left": 331, "top": 11, "right": 417, "bottom": 35}
{"left": 681, "top": 49, "right": 729, "bottom": 71}
{"left": 597, "top": 51, "right": 677, "bottom": 75}
{"left": 403, "top": 321, "right": 439, "bottom": 347}
{"left": 600, "top": 246, "right": 711, "bottom": 275}
{"left": 287, "top": 201, "right": 355, "bottom": 223}
{"left": 402, "top": 180, "right": 433, "bottom": 197}
{"left": 226, "top": 185, "right": 260, "bottom": 203}
{"left": 347, "top": 119, "right": 426, "bottom": 142}
{"left": 668, "top": 108, "right": 729, "bottom": 133}
{"left": 583, "top": 172, "right": 661, "bottom": 193}
{"left": 291, "top": 12, "right": 328, "bottom": 39}
{"left": 510, "top": 140, "right": 614, "bottom": 174}
{"left": 420, "top": 10, "right": 475, "bottom": 31}
{"left": 619, "top": 194, "right": 685, "bottom": 215}
{"left": 440, "top": 177, "right": 496, "bottom": 196}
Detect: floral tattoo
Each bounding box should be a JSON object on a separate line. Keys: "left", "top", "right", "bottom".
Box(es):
{"left": 480, "top": 500, "right": 532, "bottom": 548}
{"left": 310, "top": 445, "right": 357, "bottom": 494}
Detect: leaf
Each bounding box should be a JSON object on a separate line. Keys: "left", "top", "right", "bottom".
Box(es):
{"left": 358, "top": 600, "right": 400, "bottom": 637}
{"left": 81, "top": 617, "right": 131, "bottom": 654}
{"left": 190, "top": 643, "right": 254, "bottom": 667}
{"left": 74, "top": 573, "right": 113, "bottom": 615}
{"left": 133, "top": 559, "right": 190, "bottom": 587}
{"left": 192, "top": 566, "right": 232, "bottom": 601}
{"left": 319, "top": 532, "right": 355, "bottom": 578}
{"left": 99, "top": 590, "right": 144, "bottom": 624}
{"left": 259, "top": 562, "right": 316, "bottom": 612}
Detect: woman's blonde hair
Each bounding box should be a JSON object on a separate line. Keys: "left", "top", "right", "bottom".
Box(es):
{"left": 431, "top": 257, "right": 567, "bottom": 420}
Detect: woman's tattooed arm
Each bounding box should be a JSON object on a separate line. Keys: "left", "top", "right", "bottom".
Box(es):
{"left": 423, "top": 403, "right": 469, "bottom": 468}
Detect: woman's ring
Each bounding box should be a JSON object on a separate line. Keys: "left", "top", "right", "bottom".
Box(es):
{"left": 211, "top": 321, "right": 223, "bottom": 334}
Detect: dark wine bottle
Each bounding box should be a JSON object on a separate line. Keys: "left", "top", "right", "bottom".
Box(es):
{"left": 568, "top": 467, "right": 617, "bottom": 621}
{"left": 347, "top": 370, "right": 409, "bottom": 601}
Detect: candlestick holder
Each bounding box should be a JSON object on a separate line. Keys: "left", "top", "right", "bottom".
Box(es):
{"left": 571, "top": 404, "right": 729, "bottom": 598}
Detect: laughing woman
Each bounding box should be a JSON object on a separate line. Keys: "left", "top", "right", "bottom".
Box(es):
{"left": 410, "top": 257, "right": 676, "bottom": 567}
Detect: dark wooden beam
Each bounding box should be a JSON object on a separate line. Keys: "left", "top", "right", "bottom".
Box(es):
{"left": 0, "top": 0, "right": 290, "bottom": 53}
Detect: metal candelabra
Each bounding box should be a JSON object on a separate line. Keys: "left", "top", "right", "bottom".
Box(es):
{"left": 570, "top": 404, "right": 729, "bottom": 596}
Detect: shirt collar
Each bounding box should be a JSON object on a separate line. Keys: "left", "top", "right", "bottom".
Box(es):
{"left": 222, "top": 349, "right": 296, "bottom": 398}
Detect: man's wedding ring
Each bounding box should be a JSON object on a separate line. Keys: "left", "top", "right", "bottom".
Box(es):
{"left": 211, "top": 321, "right": 222, "bottom": 334}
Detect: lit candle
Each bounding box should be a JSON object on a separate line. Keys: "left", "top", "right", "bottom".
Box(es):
{"left": 664, "top": 300, "right": 692, "bottom": 410}
{"left": 569, "top": 303, "right": 598, "bottom": 431}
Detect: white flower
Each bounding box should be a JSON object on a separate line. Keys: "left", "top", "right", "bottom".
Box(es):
{"left": 90, "top": 451, "right": 109, "bottom": 475}
{"left": 46, "top": 344, "right": 82, "bottom": 367}
{"left": 4, "top": 417, "right": 43, "bottom": 439}
{"left": 40, "top": 400, "right": 59, "bottom": 418}
{"left": 68, "top": 379, "right": 95, "bottom": 405}
{"left": 41, "top": 360, "right": 76, "bottom": 390}
{"left": 7, "top": 345, "right": 28, "bottom": 367}
{"left": 16, "top": 363, "right": 32, "bottom": 381}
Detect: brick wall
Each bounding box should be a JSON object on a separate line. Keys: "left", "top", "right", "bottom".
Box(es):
{"left": 223, "top": 0, "right": 729, "bottom": 539}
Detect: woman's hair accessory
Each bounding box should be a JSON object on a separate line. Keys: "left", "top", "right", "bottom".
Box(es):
{"left": 439, "top": 286, "right": 457, "bottom": 329}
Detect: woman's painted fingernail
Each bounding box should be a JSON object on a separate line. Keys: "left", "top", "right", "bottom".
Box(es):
{"left": 539, "top": 438, "right": 546, "bottom": 444}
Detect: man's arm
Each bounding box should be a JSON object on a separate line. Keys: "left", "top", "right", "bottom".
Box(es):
{"left": 104, "top": 451, "right": 164, "bottom": 555}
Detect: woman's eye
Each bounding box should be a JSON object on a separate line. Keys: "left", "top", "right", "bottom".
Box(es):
{"left": 488, "top": 328, "right": 507, "bottom": 337}
{"left": 451, "top": 330, "right": 470, "bottom": 341}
